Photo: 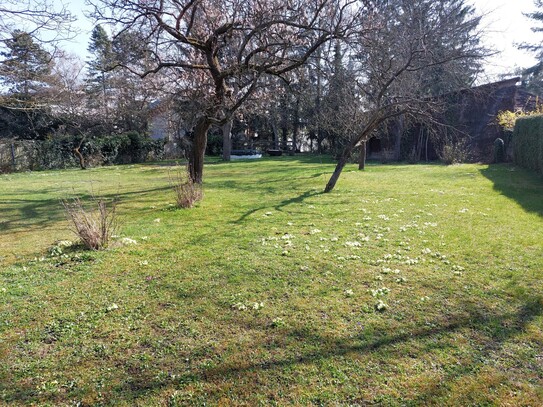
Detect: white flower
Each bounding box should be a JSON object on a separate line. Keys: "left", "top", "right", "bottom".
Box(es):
{"left": 371, "top": 287, "right": 390, "bottom": 297}
{"left": 138, "top": 260, "right": 149, "bottom": 266}
{"left": 120, "top": 237, "right": 137, "bottom": 245}
{"left": 421, "top": 248, "right": 432, "bottom": 255}
{"left": 281, "top": 233, "right": 295, "bottom": 240}
{"left": 106, "top": 303, "right": 119, "bottom": 312}
{"left": 153, "top": 218, "right": 161, "bottom": 223}
{"left": 232, "top": 302, "right": 247, "bottom": 311}
{"left": 375, "top": 300, "right": 388, "bottom": 311}
{"left": 330, "top": 237, "right": 339, "bottom": 242}
{"left": 459, "top": 208, "right": 469, "bottom": 213}
{"left": 309, "top": 228, "right": 321, "bottom": 235}
{"left": 56, "top": 240, "right": 73, "bottom": 248}
{"left": 345, "top": 241, "right": 362, "bottom": 247}
{"left": 344, "top": 289, "right": 354, "bottom": 296}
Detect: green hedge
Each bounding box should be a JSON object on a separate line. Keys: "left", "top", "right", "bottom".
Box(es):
{"left": 35, "top": 132, "right": 165, "bottom": 170}
{"left": 513, "top": 115, "right": 543, "bottom": 175}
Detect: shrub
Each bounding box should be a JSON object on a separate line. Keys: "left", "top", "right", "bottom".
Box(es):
{"left": 62, "top": 197, "right": 118, "bottom": 250}
{"left": 440, "top": 139, "right": 471, "bottom": 165}
{"left": 493, "top": 138, "right": 505, "bottom": 163}
{"left": 170, "top": 165, "right": 203, "bottom": 208}
{"left": 513, "top": 115, "right": 543, "bottom": 175}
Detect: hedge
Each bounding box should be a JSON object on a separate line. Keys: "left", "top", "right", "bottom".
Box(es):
{"left": 0, "top": 132, "right": 165, "bottom": 172}
{"left": 513, "top": 115, "right": 543, "bottom": 175}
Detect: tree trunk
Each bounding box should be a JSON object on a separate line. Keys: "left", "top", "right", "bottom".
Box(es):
{"left": 73, "top": 147, "right": 86, "bottom": 169}
{"left": 222, "top": 119, "right": 233, "bottom": 161}
{"left": 290, "top": 99, "right": 300, "bottom": 156}
{"left": 73, "top": 136, "right": 86, "bottom": 169}
{"left": 10, "top": 142, "right": 16, "bottom": 170}
{"left": 392, "top": 117, "right": 403, "bottom": 161}
{"left": 358, "top": 141, "right": 366, "bottom": 170}
{"left": 271, "top": 121, "right": 280, "bottom": 150}
{"left": 189, "top": 118, "right": 211, "bottom": 184}
{"left": 324, "top": 153, "right": 350, "bottom": 193}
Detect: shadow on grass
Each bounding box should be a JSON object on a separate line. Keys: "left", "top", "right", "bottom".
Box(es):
{"left": 234, "top": 189, "right": 323, "bottom": 223}
{"left": 2, "top": 292, "right": 541, "bottom": 404}
{"left": 0, "top": 185, "right": 172, "bottom": 233}
{"left": 480, "top": 164, "right": 543, "bottom": 217}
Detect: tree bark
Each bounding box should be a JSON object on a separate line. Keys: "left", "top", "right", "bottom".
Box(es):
{"left": 222, "top": 119, "right": 233, "bottom": 161}
{"left": 324, "top": 153, "right": 350, "bottom": 193}
{"left": 73, "top": 136, "right": 86, "bottom": 169}
{"left": 189, "top": 118, "right": 211, "bottom": 184}
{"left": 290, "top": 98, "right": 300, "bottom": 156}
{"left": 358, "top": 141, "right": 366, "bottom": 170}
{"left": 392, "top": 116, "right": 403, "bottom": 161}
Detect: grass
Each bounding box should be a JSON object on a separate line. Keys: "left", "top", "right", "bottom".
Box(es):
{"left": 1, "top": 156, "right": 542, "bottom": 405}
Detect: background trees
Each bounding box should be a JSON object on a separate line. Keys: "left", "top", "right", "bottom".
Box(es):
{"left": 88, "top": 0, "right": 363, "bottom": 183}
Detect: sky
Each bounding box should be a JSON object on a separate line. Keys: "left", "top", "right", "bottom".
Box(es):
{"left": 63, "top": 0, "right": 542, "bottom": 81}
{"left": 471, "top": 0, "right": 539, "bottom": 79}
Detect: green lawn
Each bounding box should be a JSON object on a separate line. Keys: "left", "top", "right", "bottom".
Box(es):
{"left": 1, "top": 156, "right": 542, "bottom": 405}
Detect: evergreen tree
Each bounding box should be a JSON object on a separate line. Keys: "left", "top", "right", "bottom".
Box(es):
{"left": 520, "top": 0, "right": 543, "bottom": 94}
{"left": 0, "top": 29, "right": 51, "bottom": 98}
{"left": 85, "top": 25, "right": 115, "bottom": 124}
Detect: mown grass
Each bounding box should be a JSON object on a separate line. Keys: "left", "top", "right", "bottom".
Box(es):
{"left": 1, "top": 156, "right": 542, "bottom": 406}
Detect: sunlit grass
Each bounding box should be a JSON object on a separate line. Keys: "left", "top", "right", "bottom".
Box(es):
{"left": 1, "top": 157, "right": 542, "bottom": 405}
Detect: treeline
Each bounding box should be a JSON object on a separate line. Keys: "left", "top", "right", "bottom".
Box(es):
{"left": 1, "top": 0, "right": 491, "bottom": 190}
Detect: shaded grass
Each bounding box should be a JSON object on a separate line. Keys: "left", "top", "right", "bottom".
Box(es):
{"left": 0, "top": 157, "right": 542, "bottom": 405}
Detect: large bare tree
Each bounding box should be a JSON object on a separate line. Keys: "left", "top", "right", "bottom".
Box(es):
{"left": 88, "top": 0, "right": 364, "bottom": 183}
{"left": 321, "top": 0, "right": 486, "bottom": 192}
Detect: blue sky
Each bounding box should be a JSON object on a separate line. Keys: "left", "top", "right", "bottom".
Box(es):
{"left": 63, "top": 0, "right": 541, "bottom": 79}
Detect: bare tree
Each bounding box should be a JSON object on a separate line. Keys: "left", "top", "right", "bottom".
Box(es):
{"left": 0, "top": 0, "right": 77, "bottom": 46}
{"left": 88, "top": 0, "right": 365, "bottom": 184}
{"left": 321, "top": 0, "right": 486, "bottom": 193}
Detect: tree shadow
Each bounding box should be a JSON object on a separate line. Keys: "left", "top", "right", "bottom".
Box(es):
{"left": 0, "top": 185, "right": 173, "bottom": 233}
{"left": 234, "top": 189, "right": 323, "bottom": 223}
{"left": 2, "top": 291, "right": 541, "bottom": 404}
{"left": 480, "top": 164, "right": 543, "bottom": 217}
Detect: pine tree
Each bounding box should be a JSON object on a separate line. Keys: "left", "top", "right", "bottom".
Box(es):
{"left": 520, "top": 0, "right": 543, "bottom": 94}
{"left": 0, "top": 30, "right": 52, "bottom": 98}
{"left": 85, "top": 25, "right": 115, "bottom": 123}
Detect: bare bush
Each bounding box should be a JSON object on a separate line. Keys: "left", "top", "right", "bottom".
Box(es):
{"left": 171, "top": 165, "right": 203, "bottom": 208}
{"left": 62, "top": 197, "right": 118, "bottom": 250}
{"left": 440, "top": 139, "right": 471, "bottom": 165}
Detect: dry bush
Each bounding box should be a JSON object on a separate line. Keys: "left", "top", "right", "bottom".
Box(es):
{"left": 440, "top": 139, "right": 471, "bottom": 165}
{"left": 62, "top": 197, "right": 118, "bottom": 250}
{"left": 171, "top": 165, "right": 203, "bottom": 208}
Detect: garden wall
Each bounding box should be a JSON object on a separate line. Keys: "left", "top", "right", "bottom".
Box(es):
{"left": 513, "top": 115, "right": 543, "bottom": 175}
